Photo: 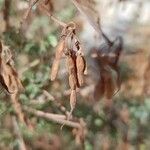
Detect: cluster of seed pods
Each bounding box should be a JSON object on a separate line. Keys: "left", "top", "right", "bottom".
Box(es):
{"left": 50, "top": 22, "right": 86, "bottom": 118}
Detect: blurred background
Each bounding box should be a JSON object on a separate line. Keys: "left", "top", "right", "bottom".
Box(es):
{"left": 0, "top": 0, "right": 150, "bottom": 149}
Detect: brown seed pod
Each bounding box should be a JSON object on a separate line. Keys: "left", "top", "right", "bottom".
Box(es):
{"left": 50, "top": 59, "right": 60, "bottom": 81}
{"left": 69, "top": 74, "right": 77, "bottom": 90}
{"left": 55, "top": 39, "right": 65, "bottom": 60}
{"left": 76, "top": 53, "right": 86, "bottom": 86}
{"left": 66, "top": 55, "right": 76, "bottom": 75}
{"left": 50, "top": 39, "right": 65, "bottom": 81}
{"left": 70, "top": 90, "right": 77, "bottom": 114}
{"left": 76, "top": 53, "right": 85, "bottom": 73}
{"left": 77, "top": 73, "right": 84, "bottom": 86}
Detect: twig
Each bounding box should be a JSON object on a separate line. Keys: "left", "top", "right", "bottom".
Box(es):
{"left": 12, "top": 116, "right": 27, "bottom": 150}
{"left": 24, "top": 106, "right": 66, "bottom": 120}
{"left": 19, "top": 59, "right": 40, "bottom": 75}
{"left": 23, "top": 0, "right": 41, "bottom": 21}
{"left": 41, "top": 4, "right": 66, "bottom": 27}
{"left": 3, "top": 0, "right": 11, "bottom": 31}
{"left": 23, "top": 106, "right": 81, "bottom": 128}
{"left": 43, "top": 90, "right": 70, "bottom": 115}
{"left": 11, "top": 93, "right": 26, "bottom": 124}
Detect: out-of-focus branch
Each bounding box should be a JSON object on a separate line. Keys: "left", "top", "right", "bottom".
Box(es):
{"left": 12, "top": 116, "right": 27, "bottom": 150}
{"left": 23, "top": 106, "right": 82, "bottom": 128}
{"left": 40, "top": 4, "right": 66, "bottom": 27}
{"left": 11, "top": 93, "right": 26, "bottom": 124}
{"left": 19, "top": 59, "right": 40, "bottom": 75}
{"left": 43, "top": 90, "right": 70, "bottom": 115}
{"left": 24, "top": 106, "right": 66, "bottom": 120}
{"left": 22, "top": 0, "right": 41, "bottom": 21}
{"left": 3, "top": 0, "right": 11, "bottom": 31}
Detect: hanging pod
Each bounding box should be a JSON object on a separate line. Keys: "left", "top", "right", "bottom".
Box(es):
{"left": 50, "top": 39, "right": 65, "bottom": 81}
{"left": 76, "top": 52, "right": 86, "bottom": 86}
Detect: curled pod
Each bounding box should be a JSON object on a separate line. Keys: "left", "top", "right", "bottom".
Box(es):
{"left": 50, "top": 59, "right": 60, "bottom": 81}
{"left": 76, "top": 53, "right": 86, "bottom": 86}
{"left": 69, "top": 74, "right": 77, "bottom": 90}
{"left": 70, "top": 90, "right": 77, "bottom": 114}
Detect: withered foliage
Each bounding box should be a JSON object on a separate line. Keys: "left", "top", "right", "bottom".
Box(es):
{"left": 0, "top": 41, "right": 25, "bottom": 123}
{"left": 0, "top": 41, "right": 24, "bottom": 94}
{"left": 94, "top": 36, "right": 123, "bottom": 101}
{"left": 50, "top": 22, "right": 86, "bottom": 118}
{"left": 72, "top": 0, "right": 123, "bottom": 101}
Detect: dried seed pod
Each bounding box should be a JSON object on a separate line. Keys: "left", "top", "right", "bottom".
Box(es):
{"left": 55, "top": 39, "right": 65, "bottom": 60}
{"left": 76, "top": 53, "right": 85, "bottom": 73}
{"left": 66, "top": 55, "right": 76, "bottom": 75}
{"left": 76, "top": 53, "right": 86, "bottom": 86}
{"left": 50, "top": 39, "right": 65, "bottom": 81}
{"left": 77, "top": 73, "right": 84, "bottom": 86}
{"left": 70, "top": 90, "right": 77, "bottom": 115}
{"left": 50, "top": 59, "right": 60, "bottom": 81}
{"left": 69, "top": 74, "right": 77, "bottom": 90}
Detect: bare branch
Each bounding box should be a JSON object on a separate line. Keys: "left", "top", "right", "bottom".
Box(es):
{"left": 23, "top": 0, "right": 41, "bottom": 21}
{"left": 19, "top": 59, "right": 40, "bottom": 75}
{"left": 43, "top": 90, "right": 70, "bottom": 115}
{"left": 41, "top": 4, "right": 66, "bottom": 27}
{"left": 12, "top": 116, "right": 27, "bottom": 150}
{"left": 23, "top": 106, "right": 82, "bottom": 128}
{"left": 11, "top": 93, "right": 26, "bottom": 124}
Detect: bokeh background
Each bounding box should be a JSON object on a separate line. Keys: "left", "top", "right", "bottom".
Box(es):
{"left": 0, "top": 0, "right": 150, "bottom": 149}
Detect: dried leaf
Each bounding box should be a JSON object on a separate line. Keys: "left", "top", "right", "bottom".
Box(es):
{"left": 94, "top": 76, "right": 105, "bottom": 101}
{"left": 1, "top": 62, "right": 24, "bottom": 93}
{"left": 0, "top": 43, "right": 23, "bottom": 94}
{"left": 104, "top": 72, "right": 115, "bottom": 99}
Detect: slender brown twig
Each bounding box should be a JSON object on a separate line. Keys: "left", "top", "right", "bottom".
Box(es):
{"left": 40, "top": 4, "right": 66, "bottom": 27}
{"left": 23, "top": 106, "right": 82, "bottom": 128}
{"left": 12, "top": 116, "right": 27, "bottom": 150}
{"left": 23, "top": 0, "right": 41, "bottom": 21}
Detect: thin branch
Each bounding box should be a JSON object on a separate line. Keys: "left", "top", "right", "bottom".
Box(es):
{"left": 23, "top": 106, "right": 82, "bottom": 128}
{"left": 3, "top": 0, "right": 11, "bottom": 30}
{"left": 19, "top": 59, "right": 40, "bottom": 75}
{"left": 23, "top": 0, "right": 41, "bottom": 21}
{"left": 11, "top": 93, "right": 26, "bottom": 124}
{"left": 41, "top": 4, "right": 66, "bottom": 27}
{"left": 24, "top": 106, "right": 66, "bottom": 120}
{"left": 43, "top": 90, "right": 70, "bottom": 115}
{"left": 12, "top": 116, "right": 27, "bottom": 150}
